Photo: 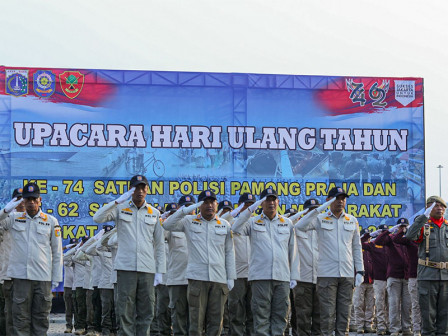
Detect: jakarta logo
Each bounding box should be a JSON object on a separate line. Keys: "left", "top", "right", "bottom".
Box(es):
{"left": 6, "top": 69, "right": 28, "bottom": 97}
{"left": 33, "top": 70, "right": 55, "bottom": 98}
{"left": 59, "top": 71, "right": 84, "bottom": 99}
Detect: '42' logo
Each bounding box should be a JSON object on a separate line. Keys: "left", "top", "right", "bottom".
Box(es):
{"left": 346, "top": 79, "right": 390, "bottom": 107}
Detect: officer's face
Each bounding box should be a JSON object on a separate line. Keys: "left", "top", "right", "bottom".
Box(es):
{"left": 200, "top": 198, "right": 217, "bottom": 220}
{"left": 262, "top": 196, "right": 279, "bottom": 215}
{"left": 428, "top": 202, "right": 446, "bottom": 219}
{"left": 329, "top": 195, "right": 346, "bottom": 213}
{"left": 24, "top": 197, "right": 41, "bottom": 216}
{"left": 132, "top": 184, "right": 148, "bottom": 204}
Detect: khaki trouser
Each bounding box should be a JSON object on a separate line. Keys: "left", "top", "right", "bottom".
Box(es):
{"left": 117, "top": 270, "right": 155, "bottom": 336}
{"left": 373, "top": 280, "right": 389, "bottom": 331}
{"left": 168, "top": 285, "right": 189, "bottom": 336}
{"left": 354, "top": 283, "right": 375, "bottom": 329}
{"left": 155, "top": 284, "right": 171, "bottom": 335}
{"left": 187, "top": 279, "right": 229, "bottom": 336}
{"left": 293, "top": 282, "right": 320, "bottom": 336}
{"left": 408, "top": 278, "right": 421, "bottom": 332}
{"left": 418, "top": 280, "right": 448, "bottom": 336}
{"left": 100, "top": 288, "right": 116, "bottom": 334}
{"left": 317, "top": 277, "right": 354, "bottom": 336}
{"left": 3, "top": 280, "right": 13, "bottom": 335}
{"left": 12, "top": 278, "right": 52, "bottom": 336}
{"left": 386, "top": 277, "right": 411, "bottom": 334}
{"left": 251, "top": 280, "right": 290, "bottom": 336}
{"left": 64, "top": 287, "right": 74, "bottom": 329}
{"left": 76, "top": 287, "right": 87, "bottom": 330}
{"left": 228, "top": 278, "right": 253, "bottom": 336}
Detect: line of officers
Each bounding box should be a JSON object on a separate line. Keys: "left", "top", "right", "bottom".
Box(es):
{"left": 0, "top": 176, "right": 447, "bottom": 336}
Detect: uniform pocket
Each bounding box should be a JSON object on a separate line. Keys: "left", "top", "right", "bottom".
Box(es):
{"left": 188, "top": 283, "right": 201, "bottom": 308}
{"left": 36, "top": 225, "right": 51, "bottom": 244}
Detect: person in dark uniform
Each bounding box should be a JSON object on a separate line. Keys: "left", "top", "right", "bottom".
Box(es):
{"left": 406, "top": 196, "right": 448, "bottom": 336}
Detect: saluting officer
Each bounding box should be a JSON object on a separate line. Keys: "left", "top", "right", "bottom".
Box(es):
{"left": 0, "top": 187, "right": 25, "bottom": 336}
{"left": 221, "top": 192, "right": 256, "bottom": 336}
{"left": 0, "top": 182, "right": 63, "bottom": 336}
{"left": 406, "top": 196, "right": 448, "bottom": 336}
{"left": 232, "top": 188, "right": 297, "bottom": 336}
{"left": 295, "top": 187, "right": 364, "bottom": 336}
{"left": 163, "top": 190, "right": 236, "bottom": 336}
{"left": 165, "top": 194, "right": 195, "bottom": 336}
{"left": 93, "top": 175, "right": 166, "bottom": 336}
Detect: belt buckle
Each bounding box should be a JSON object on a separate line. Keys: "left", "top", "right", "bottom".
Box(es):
{"left": 428, "top": 261, "right": 438, "bottom": 268}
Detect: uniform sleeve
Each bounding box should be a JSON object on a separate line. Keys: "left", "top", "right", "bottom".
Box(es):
{"left": 85, "top": 240, "right": 100, "bottom": 256}
{"left": 231, "top": 209, "right": 252, "bottom": 235}
{"left": 352, "top": 221, "right": 364, "bottom": 273}
{"left": 0, "top": 210, "right": 13, "bottom": 230}
{"left": 93, "top": 201, "right": 118, "bottom": 224}
{"left": 225, "top": 224, "right": 237, "bottom": 280}
{"left": 289, "top": 224, "right": 299, "bottom": 280}
{"left": 391, "top": 231, "right": 411, "bottom": 245}
{"left": 51, "top": 219, "right": 63, "bottom": 282}
{"left": 374, "top": 230, "right": 392, "bottom": 246}
{"left": 406, "top": 215, "right": 428, "bottom": 241}
{"left": 162, "top": 210, "right": 187, "bottom": 232}
{"left": 294, "top": 209, "right": 319, "bottom": 232}
{"left": 154, "top": 219, "right": 166, "bottom": 273}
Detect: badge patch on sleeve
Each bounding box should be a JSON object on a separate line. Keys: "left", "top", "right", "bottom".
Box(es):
{"left": 55, "top": 226, "right": 61, "bottom": 237}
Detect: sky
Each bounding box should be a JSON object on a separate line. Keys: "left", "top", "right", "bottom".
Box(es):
{"left": 1, "top": 0, "right": 447, "bottom": 199}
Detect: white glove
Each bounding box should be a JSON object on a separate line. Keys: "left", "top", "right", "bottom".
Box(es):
{"left": 94, "top": 229, "right": 105, "bottom": 241}
{"left": 227, "top": 280, "right": 234, "bottom": 291}
{"left": 388, "top": 224, "right": 401, "bottom": 233}
{"left": 115, "top": 187, "right": 135, "bottom": 204}
{"left": 290, "top": 280, "right": 297, "bottom": 289}
{"left": 217, "top": 208, "right": 224, "bottom": 216}
{"left": 52, "top": 281, "right": 59, "bottom": 290}
{"left": 230, "top": 203, "right": 245, "bottom": 218}
{"left": 249, "top": 197, "right": 266, "bottom": 212}
{"left": 160, "top": 211, "right": 170, "bottom": 220}
{"left": 182, "top": 202, "right": 203, "bottom": 215}
{"left": 355, "top": 273, "right": 363, "bottom": 287}
{"left": 289, "top": 209, "right": 309, "bottom": 222}
{"left": 3, "top": 197, "right": 24, "bottom": 213}
{"left": 154, "top": 273, "right": 163, "bottom": 286}
{"left": 316, "top": 198, "right": 337, "bottom": 212}
{"left": 424, "top": 202, "right": 436, "bottom": 218}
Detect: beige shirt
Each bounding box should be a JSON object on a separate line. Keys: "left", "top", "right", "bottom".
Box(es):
{"left": 93, "top": 200, "right": 166, "bottom": 274}
{"left": 163, "top": 211, "right": 236, "bottom": 284}
{"left": 0, "top": 209, "right": 63, "bottom": 282}
{"left": 295, "top": 209, "right": 364, "bottom": 278}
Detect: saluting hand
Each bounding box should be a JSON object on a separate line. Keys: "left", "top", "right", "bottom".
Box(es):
{"left": 181, "top": 201, "right": 203, "bottom": 215}
{"left": 424, "top": 202, "right": 436, "bottom": 218}
{"left": 316, "top": 198, "right": 336, "bottom": 212}
{"left": 115, "top": 187, "right": 135, "bottom": 205}
{"left": 3, "top": 197, "right": 24, "bottom": 213}
{"left": 230, "top": 203, "right": 245, "bottom": 218}
{"left": 249, "top": 197, "right": 266, "bottom": 213}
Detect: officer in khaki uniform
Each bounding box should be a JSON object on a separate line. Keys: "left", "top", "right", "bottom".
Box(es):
{"left": 232, "top": 188, "right": 297, "bottom": 336}
{"left": 163, "top": 190, "right": 236, "bottom": 336}
{"left": 165, "top": 195, "right": 196, "bottom": 336}
{"left": 0, "top": 182, "right": 63, "bottom": 336}
{"left": 93, "top": 175, "right": 166, "bottom": 336}
{"left": 295, "top": 187, "right": 364, "bottom": 336}
{"left": 0, "top": 187, "right": 25, "bottom": 336}
{"left": 406, "top": 196, "right": 448, "bottom": 336}
{"left": 290, "top": 199, "right": 321, "bottom": 336}
{"left": 221, "top": 192, "right": 256, "bottom": 336}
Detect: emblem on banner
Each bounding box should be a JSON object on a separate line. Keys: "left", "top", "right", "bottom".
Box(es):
{"left": 5, "top": 69, "right": 28, "bottom": 96}
{"left": 33, "top": 70, "right": 55, "bottom": 98}
{"left": 59, "top": 71, "right": 84, "bottom": 99}
{"left": 395, "top": 80, "right": 415, "bottom": 106}
{"left": 346, "top": 79, "right": 366, "bottom": 106}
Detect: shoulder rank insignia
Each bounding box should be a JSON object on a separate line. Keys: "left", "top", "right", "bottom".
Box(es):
{"left": 279, "top": 216, "right": 285, "bottom": 223}
{"left": 40, "top": 213, "right": 48, "bottom": 221}
{"left": 54, "top": 226, "right": 61, "bottom": 237}
{"left": 122, "top": 208, "right": 132, "bottom": 213}
{"left": 147, "top": 206, "right": 153, "bottom": 214}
